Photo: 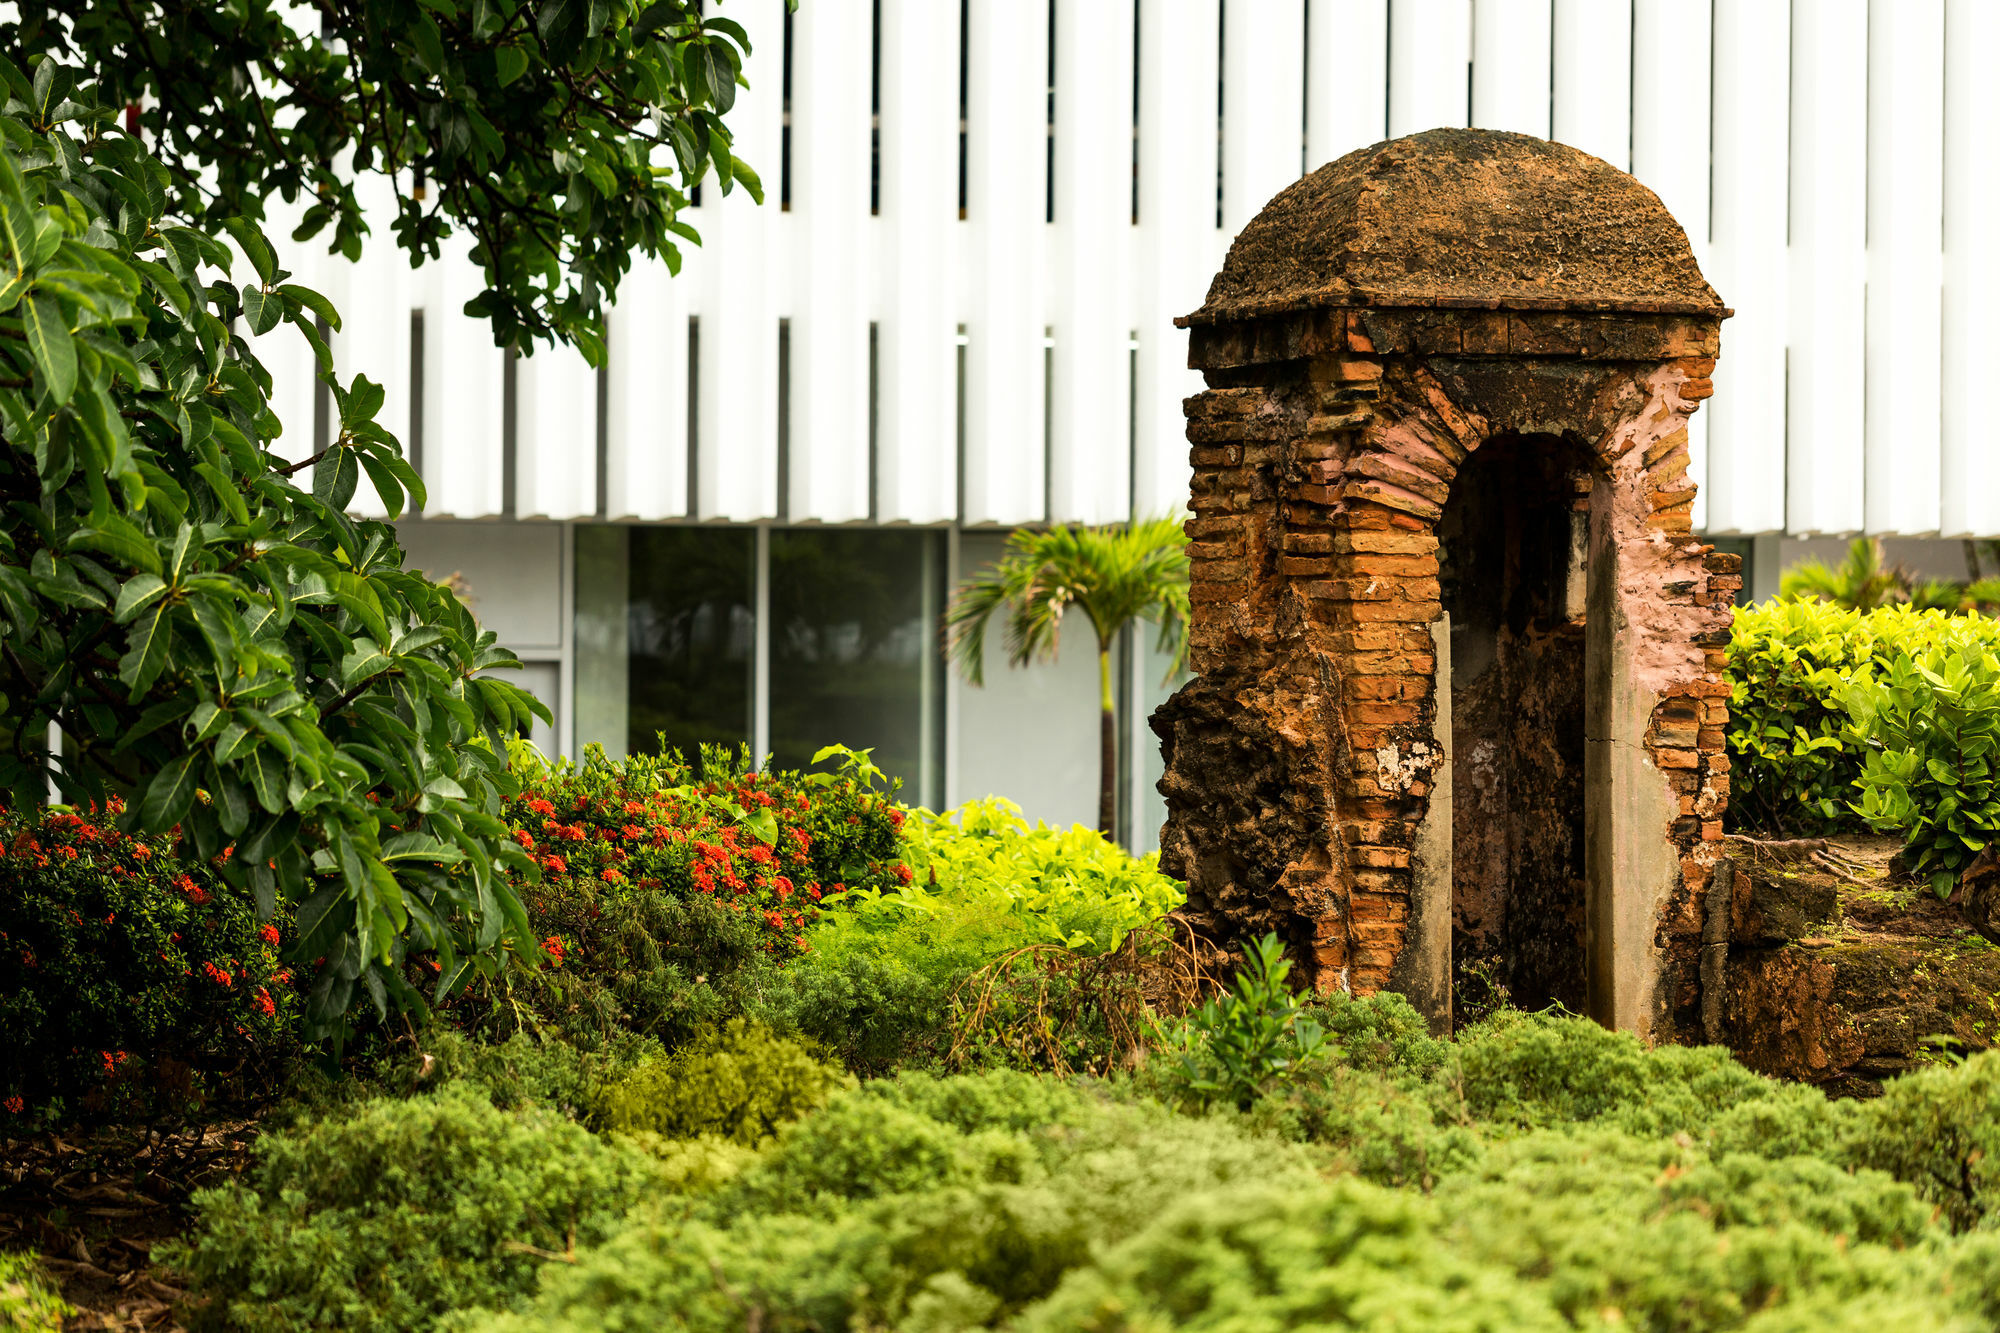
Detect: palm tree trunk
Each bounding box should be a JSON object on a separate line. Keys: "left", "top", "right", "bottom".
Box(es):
{"left": 1098, "top": 647, "right": 1116, "bottom": 839}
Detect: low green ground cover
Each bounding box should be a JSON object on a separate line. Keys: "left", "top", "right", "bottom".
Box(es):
{"left": 10, "top": 737, "right": 2000, "bottom": 1330}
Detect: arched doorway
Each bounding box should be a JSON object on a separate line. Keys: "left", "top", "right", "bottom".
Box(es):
{"left": 1437, "top": 434, "right": 1598, "bottom": 1018}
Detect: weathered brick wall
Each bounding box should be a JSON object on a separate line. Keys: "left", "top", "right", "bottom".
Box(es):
{"left": 1155, "top": 306, "right": 1735, "bottom": 1038}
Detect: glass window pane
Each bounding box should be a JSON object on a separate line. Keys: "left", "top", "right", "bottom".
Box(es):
{"left": 767, "top": 529, "right": 942, "bottom": 804}
{"left": 621, "top": 525, "right": 757, "bottom": 758}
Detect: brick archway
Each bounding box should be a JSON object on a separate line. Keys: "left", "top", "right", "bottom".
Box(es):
{"left": 1153, "top": 129, "right": 1738, "bottom": 1041}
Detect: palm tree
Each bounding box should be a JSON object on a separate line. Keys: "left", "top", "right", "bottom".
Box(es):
{"left": 1781, "top": 537, "right": 2000, "bottom": 613}
{"left": 944, "top": 517, "right": 1190, "bottom": 838}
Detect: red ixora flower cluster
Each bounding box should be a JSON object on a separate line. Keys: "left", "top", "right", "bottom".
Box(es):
{"left": 503, "top": 760, "right": 911, "bottom": 960}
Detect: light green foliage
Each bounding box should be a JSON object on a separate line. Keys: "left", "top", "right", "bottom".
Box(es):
{"left": 453, "top": 1072, "right": 1324, "bottom": 1333}
{"left": 1152, "top": 932, "right": 1328, "bottom": 1110}
{"left": 1727, "top": 600, "right": 2000, "bottom": 835}
{"left": 0, "top": 76, "right": 552, "bottom": 1039}
{"left": 891, "top": 797, "right": 1186, "bottom": 952}
{"left": 749, "top": 796, "right": 1184, "bottom": 1074}
{"left": 1017, "top": 1180, "right": 1568, "bottom": 1333}
{"left": 1844, "top": 645, "right": 2000, "bottom": 895}
{"left": 169, "top": 1086, "right": 662, "bottom": 1333}
{"left": 598, "top": 1020, "right": 851, "bottom": 1146}
{"left": 1443, "top": 1010, "right": 1776, "bottom": 1137}
{"left": 0, "top": 1253, "right": 67, "bottom": 1331}
{"left": 1839, "top": 1050, "right": 2000, "bottom": 1231}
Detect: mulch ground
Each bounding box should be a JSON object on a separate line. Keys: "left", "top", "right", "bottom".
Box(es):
{"left": 0, "top": 1115, "right": 264, "bottom": 1331}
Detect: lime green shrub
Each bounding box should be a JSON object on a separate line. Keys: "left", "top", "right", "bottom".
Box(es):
{"left": 746, "top": 796, "right": 1186, "bottom": 1074}
{"left": 1843, "top": 646, "right": 2000, "bottom": 895}
{"left": 169, "top": 1087, "right": 661, "bottom": 1333}
{"left": 0, "top": 1253, "right": 67, "bottom": 1331}
{"left": 1727, "top": 601, "right": 2000, "bottom": 834}
{"left": 597, "top": 1019, "right": 851, "bottom": 1145}
{"left": 1839, "top": 1050, "right": 2000, "bottom": 1231}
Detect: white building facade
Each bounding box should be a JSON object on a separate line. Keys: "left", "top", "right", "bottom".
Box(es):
{"left": 246, "top": 0, "right": 2000, "bottom": 844}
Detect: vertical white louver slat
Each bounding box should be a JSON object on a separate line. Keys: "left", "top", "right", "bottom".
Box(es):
{"left": 1220, "top": 0, "right": 1306, "bottom": 236}
{"left": 1785, "top": 0, "right": 1867, "bottom": 537}
{"left": 697, "top": 0, "right": 784, "bottom": 521}
{"left": 1135, "top": 0, "right": 1221, "bottom": 520}
{"left": 604, "top": 250, "right": 691, "bottom": 522}
{"left": 1631, "top": 0, "right": 1713, "bottom": 530}
{"left": 1307, "top": 0, "right": 1389, "bottom": 169}
{"left": 1705, "top": 0, "right": 1789, "bottom": 535}
{"left": 876, "top": 0, "right": 961, "bottom": 525}
{"left": 1942, "top": 0, "right": 2000, "bottom": 537}
{"left": 513, "top": 341, "right": 600, "bottom": 521}
{"left": 1388, "top": 0, "right": 1471, "bottom": 138}
{"left": 1049, "top": 0, "right": 1135, "bottom": 525}
{"left": 1865, "top": 0, "right": 1945, "bottom": 536}
{"left": 335, "top": 174, "right": 414, "bottom": 518}
{"left": 1472, "top": 0, "right": 1551, "bottom": 139}
{"left": 422, "top": 234, "right": 506, "bottom": 519}
{"left": 1551, "top": 0, "right": 1628, "bottom": 169}
{"left": 790, "top": 0, "right": 873, "bottom": 523}
{"left": 962, "top": 0, "right": 1049, "bottom": 525}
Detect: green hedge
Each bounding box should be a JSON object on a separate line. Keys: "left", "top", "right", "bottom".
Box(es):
{"left": 1728, "top": 602, "right": 2000, "bottom": 887}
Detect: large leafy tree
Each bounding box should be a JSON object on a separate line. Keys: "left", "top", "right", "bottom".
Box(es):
{"left": 6, "top": 0, "right": 773, "bottom": 358}
{"left": 945, "top": 519, "right": 1190, "bottom": 839}
{"left": 0, "top": 69, "right": 550, "bottom": 1037}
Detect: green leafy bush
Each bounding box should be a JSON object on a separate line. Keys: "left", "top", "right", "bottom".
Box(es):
{"left": 169, "top": 1086, "right": 661, "bottom": 1333}
{"left": 1839, "top": 1050, "right": 2000, "bottom": 1231}
{"left": 0, "top": 1252, "right": 67, "bottom": 1331}
{"left": 597, "top": 1019, "right": 851, "bottom": 1146}
{"left": 1844, "top": 645, "right": 2000, "bottom": 895}
{"left": 898, "top": 797, "right": 1186, "bottom": 952}
{"left": 0, "top": 803, "right": 297, "bottom": 1124}
{"left": 1151, "top": 932, "right": 1327, "bottom": 1110}
{"left": 0, "top": 68, "right": 551, "bottom": 1039}
{"left": 1726, "top": 600, "right": 2000, "bottom": 835}
{"left": 444, "top": 743, "right": 905, "bottom": 1047}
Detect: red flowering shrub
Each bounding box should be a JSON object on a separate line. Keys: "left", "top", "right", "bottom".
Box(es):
{"left": 437, "top": 744, "right": 907, "bottom": 1047}
{"left": 0, "top": 802, "right": 299, "bottom": 1125}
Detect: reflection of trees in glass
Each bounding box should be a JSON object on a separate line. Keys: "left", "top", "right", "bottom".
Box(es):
{"left": 768, "top": 530, "right": 938, "bottom": 796}
{"left": 627, "top": 528, "right": 755, "bottom": 757}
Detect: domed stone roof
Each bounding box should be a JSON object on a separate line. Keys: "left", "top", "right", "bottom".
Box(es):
{"left": 1184, "top": 128, "right": 1725, "bottom": 326}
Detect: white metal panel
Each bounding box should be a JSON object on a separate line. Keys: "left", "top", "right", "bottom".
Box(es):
{"left": 1308, "top": 0, "right": 1389, "bottom": 167}
{"left": 1551, "top": 0, "right": 1628, "bottom": 169}
{"left": 789, "top": 0, "right": 873, "bottom": 523}
{"left": 695, "top": 1, "right": 783, "bottom": 522}
{"left": 876, "top": 0, "right": 961, "bottom": 524}
{"left": 1704, "top": 0, "right": 1789, "bottom": 535}
{"left": 1049, "top": 0, "right": 1136, "bottom": 524}
{"left": 1136, "top": 0, "right": 1222, "bottom": 518}
{"left": 962, "top": 0, "right": 1049, "bottom": 525}
{"left": 1388, "top": 0, "right": 1471, "bottom": 137}
{"left": 1472, "top": 0, "right": 1550, "bottom": 138}
{"left": 604, "top": 253, "right": 690, "bottom": 521}
{"left": 1631, "top": 0, "right": 1712, "bottom": 530}
{"left": 1222, "top": 0, "right": 1307, "bottom": 234}
{"left": 420, "top": 236, "right": 506, "bottom": 519}
{"left": 1864, "top": 0, "right": 1944, "bottom": 536}
{"left": 513, "top": 343, "right": 599, "bottom": 521}
{"left": 1942, "top": 0, "right": 2000, "bottom": 536}
{"left": 1785, "top": 0, "right": 1867, "bottom": 535}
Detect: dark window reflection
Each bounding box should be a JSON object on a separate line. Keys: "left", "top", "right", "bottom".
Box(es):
{"left": 768, "top": 529, "right": 942, "bottom": 802}
{"left": 627, "top": 526, "right": 755, "bottom": 757}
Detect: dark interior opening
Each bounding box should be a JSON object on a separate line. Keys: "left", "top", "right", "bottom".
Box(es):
{"left": 1437, "top": 433, "right": 1596, "bottom": 1020}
